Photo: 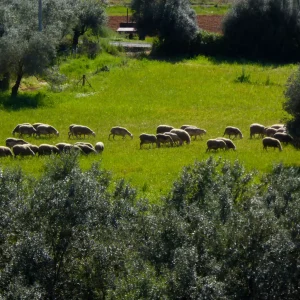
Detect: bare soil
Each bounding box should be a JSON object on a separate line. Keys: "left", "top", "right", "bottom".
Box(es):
{"left": 108, "top": 15, "right": 223, "bottom": 34}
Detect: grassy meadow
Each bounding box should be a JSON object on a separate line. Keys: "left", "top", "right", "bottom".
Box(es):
{"left": 0, "top": 53, "right": 298, "bottom": 201}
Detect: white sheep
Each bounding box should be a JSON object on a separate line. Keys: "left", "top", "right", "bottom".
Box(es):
{"left": 12, "top": 144, "right": 35, "bottom": 157}
{"left": 184, "top": 126, "right": 207, "bottom": 140}
{"left": 0, "top": 146, "right": 13, "bottom": 157}
{"left": 265, "top": 127, "right": 277, "bottom": 137}
{"left": 76, "top": 143, "right": 97, "bottom": 154}
{"left": 206, "top": 139, "right": 228, "bottom": 152}
{"left": 262, "top": 137, "right": 282, "bottom": 151}
{"left": 170, "top": 129, "right": 191, "bottom": 145}
{"left": 156, "top": 125, "right": 174, "bottom": 134}
{"left": 180, "top": 125, "right": 197, "bottom": 130}
{"left": 6, "top": 137, "right": 29, "bottom": 148}
{"left": 223, "top": 126, "right": 243, "bottom": 139}
{"left": 216, "top": 137, "right": 236, "bottom": 150}
{"left": 36, "top": 124, "right": 59, "bottom": 137}
{"left": 250, "top": 123, "right": 266, "bottom": 139}
{"left": 38, "top": 144, "right": 60, "bottom": 155}
{"left": 139, "top": 134, "right": 157, "bottom": 149}
{"left": 56, "top": 143, "right": 73, "bottom": 152}
{"left": 156, "top": 134, "right": 173, "bottom": 148}
{"left": 32, "top": 122, "right": 47, "bottom": 129}
{"left": 18, "top": 124, "right": 37, "bottom": 137}
{"left": 271, "top": 124, "right": 285, "bottom": 129}
{"left": 27, "top": 144, "right": 39, "bottom": 154}
{"left": 164, "top": 132, "right": 182, "bottom": 146}
{"left": 12, "top": 123, "right": 32, "bottom": 136}
{"left": 68, "top": 125, "right": 96, "bottom": 139}
{"left": 273, "top": 132, "right": 294, "bottom": 145}
{"left": 95, "top": 142, "right": 104, "bottom": 153}
{"left": 109, "top": 126, "right": 133, "bottom": 140}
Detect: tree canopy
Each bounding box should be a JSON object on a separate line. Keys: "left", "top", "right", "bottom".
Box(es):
{"left": 131, "top": 0, "right": 198, "bottom": 53}
{"left": 222, "top": 0, "right": 300, "bottom": 61}
{"left": 0, "top": 0, "right": 107, "bottom": 97}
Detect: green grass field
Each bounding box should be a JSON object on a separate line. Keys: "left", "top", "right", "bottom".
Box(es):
{"left": 0, "top": 53, "right": 297, "bottom": 201}
{"left": 106, "top": 3, "right": 230, "bottom": 16}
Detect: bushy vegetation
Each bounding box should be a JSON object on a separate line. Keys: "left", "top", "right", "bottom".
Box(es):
{"left": 131, "top": 0, "right": 199, "bottom": 53}
{"left": 222, "top": 0, "right": 300, "bottom": 62}
{"left": 283, "top": 65, "right": 300, "bottom": 138}
{"left": 1, "top": 154, "right": 300, "bottom": 298}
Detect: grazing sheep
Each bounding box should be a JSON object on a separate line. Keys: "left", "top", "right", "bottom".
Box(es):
{"left": 206, "top": 139, "right": 228, "bottom": 152}
{"left": 265, "top": 127, "right": 277, "bottom": 137}
{"left": 32, "top": 122, "right": 46, "bottom": 129}
{"left": 276, "top": 127, "right": 286, "bottom": 133}
{"left": 250, "top": 123, "right": 266, "bottom": 139}
{"left": 170, "top": 129, "right": 191, "bottom": 144}
{"left": 75, "top": 142, "right": 94, "bottom": 148}
{"left": 216, "top": 137, "right": 236, "bottom": 150}
{"left": 180, "top": 125, "right": 197, "bottom": 130}
{"left": 56, "top": 142, "right": 73, "bottom": 152}
{"left": 27, "top": 144, "right": 39, "bottom": 154}
{"left": 223, "top": 126, "right": 243, "bottom": 139}
{"left": 156, "top": 134, "right": 173, "bottom": 148}
{"left": 76, "top": 143, "right": 97, "bottom": 154}
{"left": 63, "top": 144, "right": 82, "bottom": 153}
{"left": 18, "top": 124, "right": 37, "bottom": 137}
{"left": 36, "top": 124, "right": 59, "bottom": 137}
{"left": 38, "top": 144, "right": 60, "bottom": 156}
{"left": 12, "top": 123, "right": 32, "bottom": 136}
{"left": 164, "top": 132, "right": 182, "bottom": 146}
{"left": 12, "top": 144, "right": 35, "bottom": 157}
{"left": 156, "top": 125, "right": 174, "bottom": 134}
{"left": 139, "top": 134, "right": 157, "bottom": 149}
{"left": 95, "top": 142, "right": 104, "bottom": 153}
{"left": 0, "top": 146, "right": 13, "bottom": 157}
{"left": 68, "top": 125, "right": 96, "bottom": 138}
{"left": 6, "top": 137, "right": 29, "bottom": 148}
{"left": 263, "top": 137, "right": 282, "bottom": 151}
{"left": 184, "top": 126, "right": 207, "bottom": 140}
{"left": 273, "top": 132, "right": 294, "bottom": 145}
{"left": 271, "top": 124, "right": 285, "bottom": 129}
{"left": 109, "top": 126, "right": 133, "bottom": 140}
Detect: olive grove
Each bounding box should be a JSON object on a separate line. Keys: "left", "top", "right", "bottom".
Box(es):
{"left": 1, "top": 154, "right": 300, "bottom": 299}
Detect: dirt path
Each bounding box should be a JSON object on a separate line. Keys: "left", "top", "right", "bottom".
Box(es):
{"left": 108, "top": 15, "right": 223, "bottom": 34}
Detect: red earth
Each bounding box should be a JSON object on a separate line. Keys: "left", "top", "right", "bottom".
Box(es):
{"left": 108, "top": 15, "right": 223, "bottom": 34}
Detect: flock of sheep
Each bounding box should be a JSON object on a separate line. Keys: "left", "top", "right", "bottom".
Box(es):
{"left": 138, "top": 123, "right": 293, "bottom": 152}
{"left": 0, "top": 121, "right": 293, "bottom": 158}
{"left": 0, "top": 123, "right": 105, "bottom": 157}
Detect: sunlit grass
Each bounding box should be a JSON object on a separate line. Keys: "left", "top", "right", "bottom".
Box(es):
{"left": 0, "top": 54, "right": 297, "bottom": 201}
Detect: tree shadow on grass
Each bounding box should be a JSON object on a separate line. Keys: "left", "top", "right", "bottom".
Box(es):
{"left": 0, "top": 92, "right": 47, "bottom": 111}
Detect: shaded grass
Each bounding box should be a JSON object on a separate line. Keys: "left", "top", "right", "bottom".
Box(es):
{"left": 0, "top": 54, "right": 297, "bottom": 201}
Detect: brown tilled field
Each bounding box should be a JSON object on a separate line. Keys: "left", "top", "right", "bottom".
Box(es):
{"left": 108, "top": 15, "right": 223, "bottom": 34}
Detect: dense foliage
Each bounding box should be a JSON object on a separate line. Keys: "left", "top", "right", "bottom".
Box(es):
{"left": 222, "top": 0, "right": 300, "bottom": 61}
{"left": 284, "top": 65, "right": 300, "bottom": 137}
{"left": 0, "top": 0, "right": 107, "bottom": 97}
{"left": 1, "top": 154, "right": 300, "bottom": 298}
{"left": 131, "top": 0, "right": 198, "bottom": 53}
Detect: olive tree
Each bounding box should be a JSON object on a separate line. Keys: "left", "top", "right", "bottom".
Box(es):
{"left": 222, "top": 0, "right": 300, "bottom": 61}
{"left": 0, "top": 0, "right": 75, "bottom": 98}
{"left": 283, "top": 65, "right": 300, "bottom": 137}
{"left": 71, "top": 0, "right": 107, "bottom": 50}
{"left": 131, "top": 0, "right": 198, "bottom": 53}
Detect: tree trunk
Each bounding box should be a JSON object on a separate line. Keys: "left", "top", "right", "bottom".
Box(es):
{"left": 72, "top": 29, "right": 80, "bottom": 51}
{"left": 11, "top": 72, "right": 23, "bottom": 98}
